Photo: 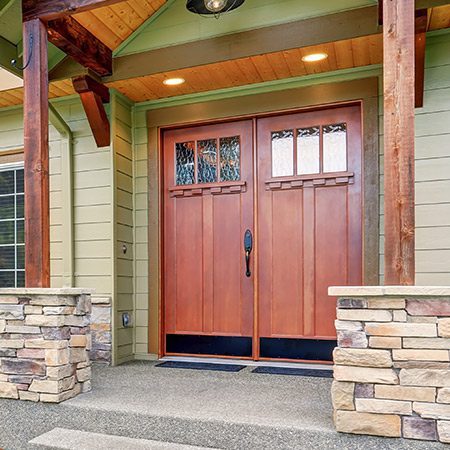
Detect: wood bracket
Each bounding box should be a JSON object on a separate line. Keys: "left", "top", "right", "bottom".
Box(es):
{"left": 414, "top": 9, "right": 428, "bottom": 108}
{"left": 73, "top": 75, "right": 110, "bottom": 148}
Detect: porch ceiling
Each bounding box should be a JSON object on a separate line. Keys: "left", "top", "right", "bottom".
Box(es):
{"left": 0, "top": 4, "right": 448, "bottom": 108}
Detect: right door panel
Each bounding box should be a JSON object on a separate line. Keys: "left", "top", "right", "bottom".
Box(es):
{"left": 257, "top": 105, "right": 363, "bottom": 360}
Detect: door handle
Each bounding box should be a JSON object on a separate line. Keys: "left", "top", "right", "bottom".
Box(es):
{"left": 244, "top": 229, "right": 253, "bottom": 277}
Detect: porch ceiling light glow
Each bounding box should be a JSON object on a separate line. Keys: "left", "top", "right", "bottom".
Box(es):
{"left": 163, "top": 78, "right": 186, "bottom": 86}
{"left": 186, "top": 0, "right": 245, "bottom": 17}
{"left": 302, "top": 52, "right": 328, "bottom": 63}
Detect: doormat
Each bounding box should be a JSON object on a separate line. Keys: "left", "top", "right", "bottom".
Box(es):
{"left": 155, "top": 361, "right": 246, "bottom": 372}
{"left": 252, "top": 366, "right": 333, "bottom": 378}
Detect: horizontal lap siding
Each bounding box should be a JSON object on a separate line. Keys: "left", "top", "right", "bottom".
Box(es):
{"left": 379, "top": 33, "right": 450, "bottom": 285}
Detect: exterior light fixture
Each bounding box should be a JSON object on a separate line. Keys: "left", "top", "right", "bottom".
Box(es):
{"left": 163, "top": 78, "right": 186, "bottom": 86}
{"left": 186, "top": 0, "right": 245, "bottom": 17}
{"left": 302, "top": 53, "right": 328, "bottom": 63}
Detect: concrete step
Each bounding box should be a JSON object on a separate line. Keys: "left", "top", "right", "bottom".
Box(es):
{"left": 29, "top": 428, "right": 216, "bottom": 450}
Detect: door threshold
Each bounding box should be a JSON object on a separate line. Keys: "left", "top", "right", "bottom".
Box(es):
{"left": 159, "top": 356, "right": 331, "bottom": 371}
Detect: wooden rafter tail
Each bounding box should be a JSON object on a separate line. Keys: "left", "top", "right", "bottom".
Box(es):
{"left": 73, "top": 75, "right": 111, "bottom": 148}
{"left": 415, "top": 9, "right": 428, "bottom": 108}
{"left": 47, "top": 16, "right": 112, "bottom": 77}
{"left": 22, "top": 0, "right": 124, "bottom": 22}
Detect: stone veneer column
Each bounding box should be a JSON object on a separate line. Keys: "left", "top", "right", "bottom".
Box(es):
{"left": 0, "top": 288, "right": 92, "bottom": 403}
{"left": 329, "top": 286, "right": 450, "bottom": 444}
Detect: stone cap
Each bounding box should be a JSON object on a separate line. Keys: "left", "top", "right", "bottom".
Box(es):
{"left": 0, "top": 288, "right": 95, "bottom": 296}
{"left": 328, "top": 286, "right": 450, "bottom": 297}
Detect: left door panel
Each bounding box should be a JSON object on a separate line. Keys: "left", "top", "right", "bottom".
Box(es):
{"left": 163, "top": 120, "right": 254, "bottom": 357}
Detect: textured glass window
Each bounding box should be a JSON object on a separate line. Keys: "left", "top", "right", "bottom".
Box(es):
{"left": 176, "top": 141, "right": 195, "bottom": 185}
{"left": 0, "top": 166, "right": 25, "bottom": 287}
{"left": 272, "top": 130, "right": 294, "bottom": 177}
{"left": 220, "top": 136, "right": 240, "bottom": 182}
{"left": 323, "top": 123, "right": 347, "bottom": 173}
{"left": 197, "top": 139, "right": 218, "bottom": 183}
{"left": 297, "top": 127, "right": 320, "bottom": 175}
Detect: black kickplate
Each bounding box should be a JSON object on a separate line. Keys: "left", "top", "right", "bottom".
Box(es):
{"left": 252, "top": 366, "right": 333, "bottom": 378}
{"left": 155, "top": 361, "right": 246, "bottom": 372}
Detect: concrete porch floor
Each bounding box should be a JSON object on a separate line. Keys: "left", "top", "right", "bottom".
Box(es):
{"left": 0, "top": 361, "right": 447, "bottom": 449}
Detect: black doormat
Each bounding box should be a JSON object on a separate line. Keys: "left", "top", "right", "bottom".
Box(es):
{"left": 155, "top": 361, "right": 246, "bottom": 372}
{"left": 252, "top": 366, "right": 333, "bottom": 378}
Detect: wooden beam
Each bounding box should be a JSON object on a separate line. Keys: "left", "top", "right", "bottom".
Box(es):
{"left": 415, "top": 9, "right": 428, "bottom": 108}
{"left": 47, "top": 15, "right": 112, "bottom": 77}
{"left": 23, "top": 19, "right": 50, "bottom": 288}
{"left": 73, "top": 75, "right": 110, "bottom": 148}
{"left": 383, "top": 0, "right": 416, "bottom": 285}
{"left": 23, "top": 0, "right": 124, "bottom": 22}
{"left": 380, "top": 0, "right": 450, "bottom": 21}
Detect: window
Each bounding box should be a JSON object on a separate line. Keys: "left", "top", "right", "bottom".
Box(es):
{"left": 0, "top": 164, "right": 24, "bottom": 287}
{"left": 176, "top": 136, "right": 241, "bottom": 185}
{"left": 271, "top": 123, "right": 348, "bottom": 177}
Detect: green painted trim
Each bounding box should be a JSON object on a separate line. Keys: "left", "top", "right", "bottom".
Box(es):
{"left": 426, "top": 29, "right": 450, "bottom": 43}
{"left": 134, "top": 64, "right": 383, "bottom": 112}
{"left": 111, "top": 88, "right": 134, "bottom": 108}
{"left": 0, "top": 0, "right": 14, "bottom": 17}
{"left": 114, "top": 0, "right": 177, "bottom": 57}
{"left": 0, "top": 35, "right": 20, "bottom": 76}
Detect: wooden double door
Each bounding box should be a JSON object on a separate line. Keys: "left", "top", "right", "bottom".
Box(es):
{"left": 163, "top": 105, "right": 362, "bottom": 361}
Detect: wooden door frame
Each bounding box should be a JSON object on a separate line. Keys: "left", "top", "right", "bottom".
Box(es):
{"left": 147, "top": 77, "right": 379, "bottom": 357}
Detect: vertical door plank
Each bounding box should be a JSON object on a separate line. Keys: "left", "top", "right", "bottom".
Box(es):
{"left": 383, "top": 0, "right": 416, "bottom": 285}
{"left": 23, "top": 19, "right": 50, "bottom": 287}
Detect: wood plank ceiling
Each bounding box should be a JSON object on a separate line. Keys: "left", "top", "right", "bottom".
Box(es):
{"left": 0, "top": 4, "right": 449, "bottom": 108}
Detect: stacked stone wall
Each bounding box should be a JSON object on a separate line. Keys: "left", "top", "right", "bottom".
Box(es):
{"left": 0, "top": 289, "right": 92, "bottom": 403}
{"left": 90, "top": 296, "right": 112, "bottom": 364}
{"left": 330, "top": 287, "right": 450, "bottom": 444}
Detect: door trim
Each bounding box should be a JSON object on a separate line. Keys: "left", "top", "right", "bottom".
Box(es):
{"left": 149, "top": 77, "right": 379, "bottom": 357}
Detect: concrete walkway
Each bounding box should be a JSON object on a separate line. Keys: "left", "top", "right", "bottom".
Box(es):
{"left": 0, "top": 361, "right": 447, "bottom": 449}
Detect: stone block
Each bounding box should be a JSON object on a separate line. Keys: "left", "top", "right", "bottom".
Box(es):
{"left": 335, "top": 320, "right": 363, "bottom": 332}
{"left": 46, "top": 365, "right": 74, "bottom": 380}
{"left": 24, "top": 305, "right": 42, "bottom": 315}
{"left": 403, "top": 416, "right": 437, "bottom": 441}
{"left": 25, "top": 339, "right": 68, "bottom": 349}
{"left": 0, "top": 381, "right": 19, "bottom": 399}
{"left": 91, "top": 296, "right": 111, "bottom": 305}
{"left": 40, "top": 383, "right": 81, "bottom": 403}
{"left": 76, "top": 366, "right": 91, "bottom": 383}
{"left": 1, "top": 358, "right": 45, "bottom": 376}
{"left": 334, "top": 348, "right": 392, "bottom": 368}
{"left": 393, "top": 349, "right": 449, "bottom": 362}
{"left": 30, "top": 296, "right": 77, "bottom": 306}
{"left": 64, "top": 315, "right": 89, "bottom": 327}
{"left": 69, "top": 348, "right": 87, "bottom": 364}
{"left": 406, "top": 299, "right": 450, "bottom": 317}
{"left": 408, "top": 316, "right": 438, "bottom": 323}
{"left": 393, "top": 310, "right": 407, "bottom": 322}
{"left": 438, "top": 319, "right": 450, "bottom": 338}
{"left": 0, "top": 319, "right": 5, "bottom": 333}
{"left": 400, "top": 369, "right": 450, "bottom": 387}
{"left": 81, "top": 380, "right": 92, "bottom": 393}
{"left": 403, "top": 337, "right": 450, "bottom": 349}
{"left": 334, "top": 410, "right": 401, "bottom": 437}
{"left": 438, "top": 388, "right": 450, "bottom": 404}
{"left": 394, "top": 361, "right": 450, "bottom": 370}
{"left": 414, "top": 402, "right": 450, "bottom": 420}
{"left": 89, "top": 349, "right": 110, "bottom": 363}
{"left": 367, "top": 298, "right": 406, "bottom": 309}
{"left": 43, "top": 306, "right": 75, "bottom": 315}
{"left": 0, "top": 348, "right": 15, "bottom": 357}
{"left": 25, "top": 315, "right": 65, "bottom": 327}
{"left": 0, "top": 297, "right": 19, "bottom": 304}
{"left": 334, "top": 365, "right": 398, "bottom": 384}
{"left": 375, "top": 385, "right": 436, "bottom": 402}
{"left": 5, "top": 325, "right": 41, "bottom": 334}
{"left": 355, "top": 384, "right": 374, "bottom": 398}
{"left": 337, "top": 309, "right": 392, "bottom": 322}
{"left": 355, "top": 398, "right": 412, "bottom": 415}
{"left": 369, "top": 337, "right": 402, "bottom": 349}
{"left": 337, "top": 331, "right": 368, "bottom": 348}
{"left": 0, "top": 304, "right": 24, "bottom": 320}
{"left": 19, "top": 391, "right": 39, "bottom": 402}
{"left": 29, "top": 376, "right": 76, "bottom": 394}
{"left": 365, "top": 322, "right": 437, "bottom": 337}
{"left": 91, "top": 306, "right": 111, "bottom": 324}
{"left": 438, "top": 421, "right": 450, "bottom": 443}
{"left": 0, "top": 338, "right": 24, "bottom": 349}
{"left": 45, "top": 348, "right": 70, "bottom": 366}
{"left": 16, "top": 348, "right": 45, "bottom": 359}
{"left": 42, "top": 327, "right": 71, "bottom": 340}
{"left": 70, "top": 335, "right": 87, "bottom": 348}
{"left": 8, "top": 375, "right": 33, "bottom": 384}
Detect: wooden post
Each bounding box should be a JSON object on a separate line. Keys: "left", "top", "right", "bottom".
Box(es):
{"left": 23, "top": 19, "right": 50, "bottom": 287}
{"left": 383, "top": 0, "right": 416, "bottom": 285}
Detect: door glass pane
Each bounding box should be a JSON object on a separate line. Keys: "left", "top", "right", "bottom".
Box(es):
{"left": 0, "top": 171, "right": 14, "bottom": 195}
{"left": 0, "top": 221, "right": 14, "bottom": 245}
{"left": 197, "top": 139, "right": 217, "bottom": 183}
{"left": 16, "top": 220, "right": 24, "bottom": 244}
{"left": 220, "top": 136, "right": 240, "bottom": 182}
{"left": 297, "top": 127, "right": 320, "bottom": 175}
{"left": 176, "top": 141, "right": 195, "bottom": 185}
{"left": 17, "top": 271, "right": 24, "bottom": 288}
{"left": 272, "top": 130, "right": 294, "bottom": 177}
{"left": 0, "top": 271, "right": 15, "bottom": 288}
{"left": 0, "top": 246, "right": 15, "bottom": 270}
{"left": 323, "top": 123, "right": 347, "bottom": 173}
{"left": 17, "top": 245, "right": 24, "bottom": 270}
{"left": 0, "top": 196, "right": 15, "bottom": 220}
{"left": 16, "top": 169, "right": 24, "bottom": 193}
{"left": 16, "top": 194, "right": 24, "bottom": 218}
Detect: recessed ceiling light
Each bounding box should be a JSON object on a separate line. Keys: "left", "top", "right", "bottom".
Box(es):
{"left": 163, "top": 78, "right": 185, "bottom": 86}
{"left": 302, "top": 53, "right": 328, "bottom": 63}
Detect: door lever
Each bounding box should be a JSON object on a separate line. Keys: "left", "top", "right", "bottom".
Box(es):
{"left": 244, "top": 229, "right": 253, "bottom": 277}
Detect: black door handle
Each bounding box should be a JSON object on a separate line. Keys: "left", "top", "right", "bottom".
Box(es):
{"left": 244, "top": 229, "right": 253, "bottom": 277}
